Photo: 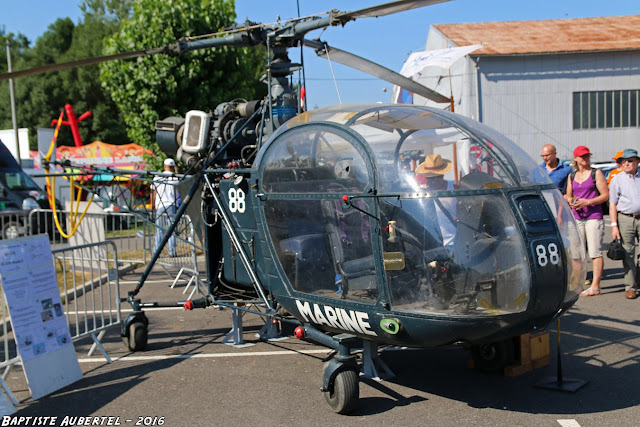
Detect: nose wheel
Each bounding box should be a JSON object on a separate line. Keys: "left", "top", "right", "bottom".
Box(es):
{"left": 122, "top": 311, "right": 149, "bottom": 352}
{"left": 124, "top": 321, "right": 149, "bottom": 352}
{"left": 323, "top": 363, "right": 359, "bottom": 414}
{"left": 470, "top": 338, "right": 515, "bottom": 371}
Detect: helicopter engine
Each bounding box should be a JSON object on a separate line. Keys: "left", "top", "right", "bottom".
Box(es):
{"left": 155, "top": 45, "right": 302, "bottom": 167}
{"left": 155, "top": 98, "right": 267, "bottom": 167}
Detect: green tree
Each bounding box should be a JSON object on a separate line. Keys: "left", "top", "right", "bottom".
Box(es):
{"left": 0, "top": 1, "right": 132, "bottom": 150}
{"left": 100, "top": 0, "right": 266, "bottom": 166}
{"left": 0, "top": 29, "right": 30, "bottom": 152}
{"left": 0, "top": 19, "right": 74, "bottom": 149}
{"left": 55, "top": 13, "right": 129, "bottom": 145}
{"left": 0, "top": 28, "right": 30, "bottom": 72}
{"left": 80, "top": 0, "right": 133, "bottom": 22}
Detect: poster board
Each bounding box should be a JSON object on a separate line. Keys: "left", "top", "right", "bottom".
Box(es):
{"left": 0, "top": 235, "right": 82, "bottom": 400}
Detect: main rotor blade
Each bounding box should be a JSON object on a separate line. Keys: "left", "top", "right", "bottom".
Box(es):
{"left": 303, "top": 39, "right": 450, "bottom": 104}
{"left": 332, "top": 0, "right": 451, "bottom": 22}
{"left": 0, "top": 1, "right": 453, "bottom": 81}
{"left": 0, "top": 46, "right": 172, "bottom": 81}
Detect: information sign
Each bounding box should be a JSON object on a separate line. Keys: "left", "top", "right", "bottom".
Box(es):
{"left": 0, "top": 235, "right": 82, "bottom": 400}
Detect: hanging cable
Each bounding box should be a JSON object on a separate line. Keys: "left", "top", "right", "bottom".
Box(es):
{"left": 297, "top": 0, "right": 308, "bottom": 112}
{"left": 323, "top": 42, "right": 342, "bottom": 105}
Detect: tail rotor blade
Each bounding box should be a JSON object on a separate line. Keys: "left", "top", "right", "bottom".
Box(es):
{"left": 303, "top": 39, "right": 450, "bottom": 104}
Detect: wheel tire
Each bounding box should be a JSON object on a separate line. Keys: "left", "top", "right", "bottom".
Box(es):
{"left": 471, "top": 339, "right": 515, "bottom": 372}
{"left": 324, "top": 369, "right": 359, "bottom": 414}
{"left": 125, "top": 322, "right": 148, "bottom": 352}
{"left": 1, "top": 221, "right": 21, "bottom": 240}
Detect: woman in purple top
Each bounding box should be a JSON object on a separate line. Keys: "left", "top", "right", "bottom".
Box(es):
{"left": 566, "top": 145, "right": 610, "bottom": 296}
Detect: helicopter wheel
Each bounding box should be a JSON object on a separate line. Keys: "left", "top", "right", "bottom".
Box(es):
{"left": 470, "top": 339, "right": 515, "bottom": 372}
{"left": 123, "top": 322, "right": 148, "bottom": 352}
{"left": 323, "top": 368, "right": 359, "bottom": 414}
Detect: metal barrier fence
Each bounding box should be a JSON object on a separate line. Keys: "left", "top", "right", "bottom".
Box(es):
{"left": 52, "top": 240, "right": 122, "bottom": 362}
{"left": 27, "top": 208, "right": 152, "bottom": 265}
{"left": 24, "top": 206, "right": 203, "bottom": 297}
{"left": 26, "top": 208, "right": 201, "bottom": 266}
{"left": 153, "top": 212, "right": 205, "bottom": 299}
{"left": 0, "top": 282, "right": 20, "bottom": 406}
{"left": 2, "top": 206, "right": 203, "bottom": 319}
{"left": 26, "top": 207, "right": 205, "bottom": 299}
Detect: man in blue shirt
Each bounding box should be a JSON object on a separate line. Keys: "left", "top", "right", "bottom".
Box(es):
{"left": 541, "top": 144, "right": 571, "bottom": 193}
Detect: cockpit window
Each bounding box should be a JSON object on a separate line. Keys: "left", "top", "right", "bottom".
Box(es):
{"left": 277, "top": 105, "right": 554, "bottom": 192}
{"left": 362, "top": 124, "right": 519, "bottom": 193}
{"left": 261, "top": 128, "right": 369, "bottom": 193}
{"left": 381, "top": 194, "right": 531, "bottom": 316}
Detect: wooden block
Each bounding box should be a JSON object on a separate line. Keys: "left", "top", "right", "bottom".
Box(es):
{"left": 530, "top": 332, "right": 550, "bottom": 361}
{"left": 517, "top": 333, "right": 531, "bottom": 365}
{"left": 503, "top": 331, "right": 550, "bottom": 377}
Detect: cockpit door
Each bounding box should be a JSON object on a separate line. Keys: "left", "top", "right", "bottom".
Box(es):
{"left": 257, "top": 123, "right": 384, "bottom": 304}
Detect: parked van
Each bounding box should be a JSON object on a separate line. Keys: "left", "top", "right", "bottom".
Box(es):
{"left": 0, "top": 140, "right": 62, "bottom": 239}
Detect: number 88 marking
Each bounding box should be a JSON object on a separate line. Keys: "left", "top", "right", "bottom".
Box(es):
{"left": 228, "top": 188, "right": 245, "bottom": 213}
{"left": 536, "top": 243, "right": 559, "bottom": 267}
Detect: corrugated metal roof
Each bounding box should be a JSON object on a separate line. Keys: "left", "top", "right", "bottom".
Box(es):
{"left": 433, "top": 15, "right": 640, "bottom": 55}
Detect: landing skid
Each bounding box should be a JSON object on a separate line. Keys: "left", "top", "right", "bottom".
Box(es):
{"left": 221, "top": 304, "right": 255, "bottom": 348}
{"left": 221, "top": 302, "right": 287, "bottom": 347}
{"left": 361, "top": 340, "right": 395, "bottom": 381}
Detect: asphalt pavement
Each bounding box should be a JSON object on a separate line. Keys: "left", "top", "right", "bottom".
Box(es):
{"left": 5, "top": 219, "right": 640, "bottom": 426}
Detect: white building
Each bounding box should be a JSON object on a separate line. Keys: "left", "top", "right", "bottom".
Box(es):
{"left": 410, "top": 15, "right": 640, "bottom": 162}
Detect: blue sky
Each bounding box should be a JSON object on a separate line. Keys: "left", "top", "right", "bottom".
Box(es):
{"left": 3, "top": 0, "right": 639, "bottom": 108}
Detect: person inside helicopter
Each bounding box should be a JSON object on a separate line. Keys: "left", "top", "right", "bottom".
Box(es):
{"left": 383, "top": 146, "right": 525, "bottom": 315}
{"left": 414, "top": 154, "right": 457, "bottom": 252}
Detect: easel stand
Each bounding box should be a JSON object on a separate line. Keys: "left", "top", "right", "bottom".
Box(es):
{"left": 535, "top": 318, "right": 588, "bottom": 392}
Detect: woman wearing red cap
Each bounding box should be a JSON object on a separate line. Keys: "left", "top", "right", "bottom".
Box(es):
{"left": 566, "top": 146, "right": 609, "bottom": 296}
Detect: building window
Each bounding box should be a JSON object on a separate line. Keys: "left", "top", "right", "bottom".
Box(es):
{"left": 573, "top": 90, "right": 640, "bottom": 130}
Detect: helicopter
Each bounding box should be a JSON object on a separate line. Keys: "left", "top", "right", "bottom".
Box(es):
{"left": 1, "top": 0, "right": 588, "bottom": 414}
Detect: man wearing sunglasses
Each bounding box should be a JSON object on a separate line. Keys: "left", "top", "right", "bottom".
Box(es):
{"left": 609, "top": 149, "right": 640, "bottom": 299}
